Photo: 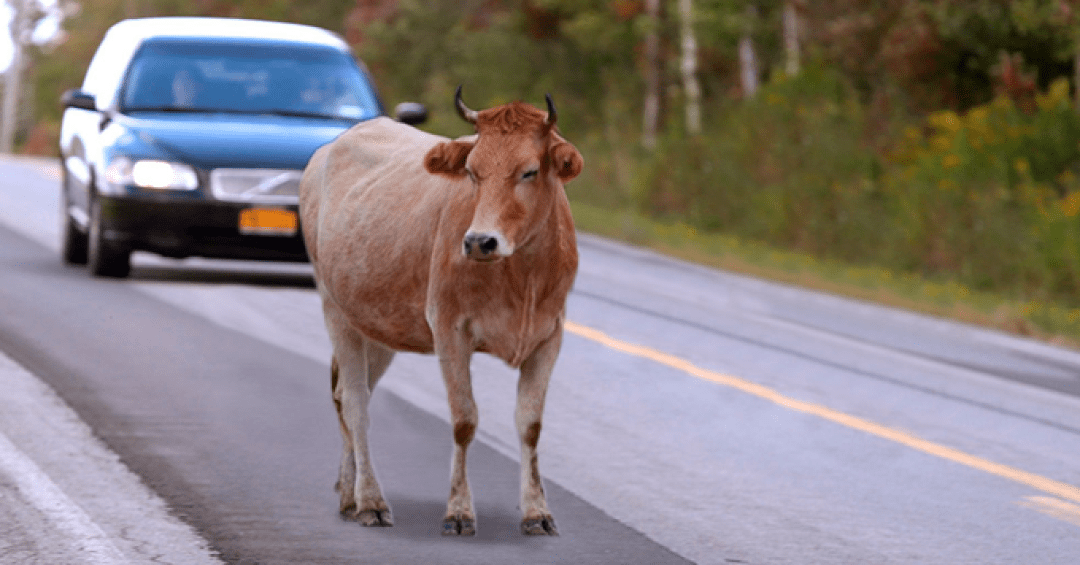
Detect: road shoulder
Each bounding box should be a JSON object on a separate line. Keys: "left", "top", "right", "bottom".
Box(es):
{"left": 0, "top": 350, "right": 223, "bottom": 564}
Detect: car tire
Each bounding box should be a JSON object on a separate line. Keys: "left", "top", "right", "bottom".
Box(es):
{"left": 88, "top": 197, "right": 131, "bottom": 278}
{"left": 60, "top": 169, "right": 89, "bottom": 265}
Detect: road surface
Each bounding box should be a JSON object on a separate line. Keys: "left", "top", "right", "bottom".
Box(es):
{"left": 1, "top": 155, "right": 1079, "bottom": 563}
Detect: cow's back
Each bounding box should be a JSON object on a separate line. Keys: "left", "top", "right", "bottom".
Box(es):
{"left": 300, "top": 117, "right": 463, "bottom": 352}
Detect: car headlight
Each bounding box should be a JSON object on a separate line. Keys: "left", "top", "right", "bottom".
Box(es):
{"left": 105, "top": 157, "right": 199, "bottom": 190}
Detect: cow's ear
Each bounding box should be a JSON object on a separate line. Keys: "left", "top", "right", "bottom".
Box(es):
{"left": 424, "top": 140, "right": 473, "bottom": 176}
{"left": 549, "top": 141, "right": 583, "bottom": 182}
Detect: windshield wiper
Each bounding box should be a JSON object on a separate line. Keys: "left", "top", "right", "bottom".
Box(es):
{"left": 124, "top": 105, "right": 209, "bottom": 113}
{"left": 256, "top": 109, "right": 355, "bottom": 121}
{"left": 124, "top": 106, "right": 359, "bottom": 121}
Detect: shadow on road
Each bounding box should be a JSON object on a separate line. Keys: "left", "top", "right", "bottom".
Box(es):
{"left": 365, "top": 496, "right": 538, "bottom": 545}
{"left": 130, "top": 264, "right": 315, "bottom": 288}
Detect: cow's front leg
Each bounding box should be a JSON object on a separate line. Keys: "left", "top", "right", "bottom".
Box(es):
{"left": 437, "top": 337, "right": 478, "bottom": 536}
{"left": 516, "top": 322, "right": 562, "bottom": 535}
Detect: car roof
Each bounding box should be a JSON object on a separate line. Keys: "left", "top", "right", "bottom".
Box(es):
{"left": 106, "top": 17, "right": 349, "bottom": 51}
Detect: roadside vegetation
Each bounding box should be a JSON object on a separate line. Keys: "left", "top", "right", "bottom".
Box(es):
{"left": 13, "top": 0, "right": 1080, "bottom": 345}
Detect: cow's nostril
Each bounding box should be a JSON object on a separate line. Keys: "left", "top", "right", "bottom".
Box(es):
{"left": 463, "top": 232, "right": 501, "bottom": 258}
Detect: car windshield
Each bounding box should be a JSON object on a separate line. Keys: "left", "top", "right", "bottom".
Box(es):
{"left": 120, "top": 38, "right": 381, "bottom": 121}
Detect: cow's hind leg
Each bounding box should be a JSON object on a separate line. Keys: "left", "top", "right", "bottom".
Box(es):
{"left": 515, "top": 324, "right": 562, "bottom": 535}
{"left": 330, "top": 320, "right": 395, "bottom": 526}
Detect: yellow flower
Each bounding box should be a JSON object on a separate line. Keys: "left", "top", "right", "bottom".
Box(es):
{"left": 929, "top": 110, "right": 961, "bottom": 133}
{"left": 1061, "top": 192, "right": 1080, "bottom": 218}
{"left": 942, "top": 154, "right": 962, "bottom": 169}
{"left": 1014, "top": 158, "right": 1030, "bottom": 175}
{"left": 931, "top": 135, "right": 952, "bottom": 152}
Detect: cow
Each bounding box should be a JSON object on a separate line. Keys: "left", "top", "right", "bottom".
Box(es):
{"left": 298, "top": 87, "right": 583, "bottom": 536}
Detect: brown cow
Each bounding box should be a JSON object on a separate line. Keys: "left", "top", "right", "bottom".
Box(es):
{"left": 299, "top": 88, "right": 583, "bottom": 536}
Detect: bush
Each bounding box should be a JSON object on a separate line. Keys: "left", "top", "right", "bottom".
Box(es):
{"left": 634, "top": 64, "right": 885, "bottom": 261}
{"left": 886, "top": 78, "right": 1080, "bottom": 300}
{"left": 630, "top": 69, "right": 1080, "bottom": 308}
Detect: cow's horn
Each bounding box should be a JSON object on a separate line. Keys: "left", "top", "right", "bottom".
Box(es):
{"left": 455, "top": 85, "right": 478, "bottom": 125}
{"left": 544, "top": 93, "right": 557, "bottom": 127}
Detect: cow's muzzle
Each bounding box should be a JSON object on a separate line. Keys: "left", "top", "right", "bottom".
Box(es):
{"left": 463, "top": 231, "right": 508, "bottom": 261}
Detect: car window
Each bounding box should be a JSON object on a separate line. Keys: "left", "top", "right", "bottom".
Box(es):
{"left": 119, "top": 38, "right": 382, "bottom": 121}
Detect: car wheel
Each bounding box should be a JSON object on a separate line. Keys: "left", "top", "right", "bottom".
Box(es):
{"left": 87, "top": 197, "right": 131, "bottom": 278}
{"left": 60, "top": 169, "right": 89, "bottom": 265}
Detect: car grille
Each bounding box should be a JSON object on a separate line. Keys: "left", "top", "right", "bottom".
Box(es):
{"left": 210, "top": 168, "right": 302, "bottom": 204}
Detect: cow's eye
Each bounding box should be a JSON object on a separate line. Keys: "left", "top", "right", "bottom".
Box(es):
{"left": 522, "top": 169, "right": 538, "bottom": 181}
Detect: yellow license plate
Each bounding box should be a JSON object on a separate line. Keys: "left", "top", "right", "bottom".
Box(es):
{"left": 238, "top": 208, "right": 298, "bottom": 236}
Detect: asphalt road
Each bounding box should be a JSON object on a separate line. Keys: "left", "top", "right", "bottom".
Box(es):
{"left": 2, "top": 155, "right": 1080, "bottom": 564}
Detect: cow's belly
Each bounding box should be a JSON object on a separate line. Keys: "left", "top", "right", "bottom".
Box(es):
{"left": 355, "top": 317, "right": 435, "bottom": 354}
{"left": 320, "top": 264, "right": 436, "bottom": 354}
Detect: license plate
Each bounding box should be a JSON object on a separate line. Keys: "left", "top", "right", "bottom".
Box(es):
{"left": 238, "top": 208, "right": 298, "bottom": 236}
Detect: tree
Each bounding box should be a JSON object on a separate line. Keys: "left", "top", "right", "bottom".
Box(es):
{"left": 739, "top": 4, "right": 759, "bottom": 99}
{"left": 641, "top": 0, "right": 661, "bottom": 148}
{"left": 2, "top": 0, "right": 50, "bottom": 153}
{"left": 678, "top": 0, "right": 701, "bottom": 133}
{"left": 782, "top": 0, "right": 800, "bottom": 76}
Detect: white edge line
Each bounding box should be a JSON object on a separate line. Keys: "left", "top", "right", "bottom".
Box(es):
{"left": 0, "top": 430, "right": 130, "bottom": 564}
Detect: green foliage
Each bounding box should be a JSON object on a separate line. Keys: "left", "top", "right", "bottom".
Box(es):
{"left": 925, "top": 0, "right": 1078, "bottom": 107}
{"left": 632, "top": 68, "right": 1080, "bottom": 309}
{"left": 885, "top": 79, "right": 1080, "bottom": 299}
{"left": 635, "top": 64, "right": 884, "bottom": 260}
{"left": 356, "top": 0, "right": 641, "bottom": 141}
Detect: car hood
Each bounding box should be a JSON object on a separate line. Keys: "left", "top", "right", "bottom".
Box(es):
{"left": 117, "top": 113, "right": 357, "bottom": 170}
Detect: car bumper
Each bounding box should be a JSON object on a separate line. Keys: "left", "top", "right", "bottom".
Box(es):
{"left": 97, "top": 195, "right": 308, "bottom": 262}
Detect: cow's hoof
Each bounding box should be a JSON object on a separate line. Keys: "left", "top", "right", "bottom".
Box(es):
{"left": 521, "top": 515, "right": 558, "bottom": 536}
{"left": 343, "top": 508, "right": 393, "bottom": 527}
{"left": 442, "top": 515, "right": 476, "bottom": 536}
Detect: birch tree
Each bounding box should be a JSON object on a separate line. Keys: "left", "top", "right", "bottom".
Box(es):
{"left": 783, "top": 0, "right": 800, "bottom": 77}
{"left": 678, "top": 0, "right": 701, "bottom": 134}
{"left": 738, "top": 4, "right": 758, "bottom": 99}
{"left": 1, "top": 0, "right": 41, "bottom": 153}
{"left": 642, "top": 0, "right": 661, "bottom": 148}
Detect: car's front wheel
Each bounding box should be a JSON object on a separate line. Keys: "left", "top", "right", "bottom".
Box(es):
{"left": 60, "top": 169, "right": 89, "bottom": 265}
{"left": 88, "top": 197, "right": 131, "bottom": 278}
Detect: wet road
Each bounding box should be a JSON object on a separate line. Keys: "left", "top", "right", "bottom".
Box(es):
{"left": 2, "top": 156, "right": 1079, "bottom": 563}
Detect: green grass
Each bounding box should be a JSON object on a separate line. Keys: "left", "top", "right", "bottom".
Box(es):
{"left": 570, "top": 200, "right": 1080, "bottom": 349}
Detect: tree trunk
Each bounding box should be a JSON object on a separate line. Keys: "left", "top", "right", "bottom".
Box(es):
{"left": 783, "top": 1, "right": 800, "bottom": 77}
{"left": 678, "top": 0, "right": 701, "bottom": 135}
{"left": 642, "top": 0, "right": 661, "bottom": 149}
{"left": 739, "top": 6, "right": 759, "bottom": 99}
{"left": 1, "top": 0, "right": 27, "bottom": 154}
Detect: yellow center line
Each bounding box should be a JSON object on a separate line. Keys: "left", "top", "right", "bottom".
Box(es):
{"left": 564, "top": 320, "right": 1080, "bottom": 506}
{"left": 1019, "top": 496, "right": 1080, "bottom": 527}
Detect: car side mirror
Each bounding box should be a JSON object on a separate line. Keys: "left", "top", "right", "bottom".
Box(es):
{"left": 393, "top": 102, "right": 427, "bottom": 126}
{"left": 61, "top": 89, "right": 97, "bottom": 111}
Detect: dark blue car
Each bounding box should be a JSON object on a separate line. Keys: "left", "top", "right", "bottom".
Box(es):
{"left": 59, "top": 17, "right": 426, "bottom": 277}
